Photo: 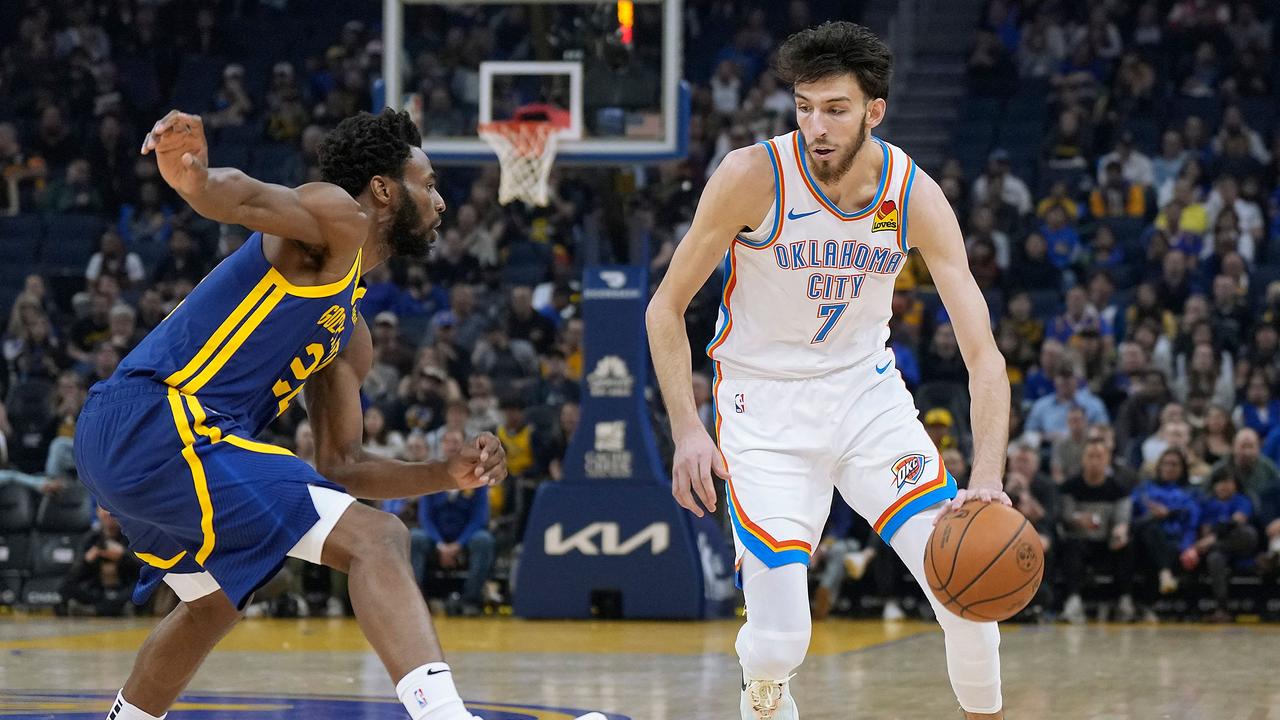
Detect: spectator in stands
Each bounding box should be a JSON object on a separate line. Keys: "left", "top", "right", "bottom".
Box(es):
{"left": 1213, "top": 428, "right": 1280, "bottom": 505}
{"left": 1154, "top": 250, "right": 1194, "bottom": 313}
{"left": 1007, "top": 232, "right": 1064, "bottom": 294}
{"left": 4, "top": 305, "right": 65, "bottom": 385}
{"left": 811, "top": 497, "right": 865, "bottom": 621}
{"left": 1107, "top": 52, "right": 1157, "bottom": 121}
{"left": 1098, "top": 131, "right": 1155, "bottom": 189}
{"left": 472, "top": 321, "right": 538, "bottom": 397}
{"left": 1115, "top": 369, "right": 1173, "bottom": 461}
{"left": 1234, "top": 372, "right": 1280, "bottom": 439}
{"left": 1100, "top": 341, "right": 1149, "bottom": 417}
{"left": 1206, "top": 175, "right": 1266, "bottom": 246}
{"left": 1040, "top": 204, "right": 1082, "bottom": 270}
{"left": 1006, "top": 442, "right": 1058, "bottom": 615}
{"left": 66, "top": 291, "right": 112, "bottom": 364}
{"left": 507, "top": 285, "right": 556, "bottom": 355}
{"left": 1052, "top": 405, "right": 1089, "bottom": 483}
{"left": 1090, "top": 160, "right": 1148, "bottom": 219}
{"left": 1152, "top": 130, "right": 1188, "bottom": 190}
{"left": 1060, "top": 439, "right": 1135, "bottom": 623}
{"left": 965, "top": 205, "right": 1011, "bottom": 270}
{"left": 1197, "top": 404, "right": 1236, "bottom": 467}
{"left": 1043, "top": 107, "right": 1093, "bottom": 175}
{"left": 1131, "top": 449, "right": 1199, "bottom": 605}
{"left": 40, "top": 158, "right": 102, "bottom": 214}
{"left": 1191, "top": 469, "right": 1258, "bottom": 621}
{"left": 1048, "top": 286, "right": 1109, "bottom": 344}
{"left": 967, "top": 238, "right": 1001, "bottom": 292}
{"left": 104, "top": 304, "right": 142, "bottom": 356}
{"left": 972, "top": 149, "right": 1032, "bottom": 218}
{"left": 84, "top": 229, "right": 144, "bottom": 291}
{"left": 409, "top": 430, "right": 495, "bottom": 616}
{"left": 1024, "top": 367, "right": 1109, "bottom": 447}
{"left": 62, "top": 507, "right": 140, "bottom": 617}
{"left": 919, "top": 323, "right": 968, "bottom": 387}
{"left": 362, "top": 405, "right": 405, "bottom": 460}
{"left": 1215, "top": 106, "right": 1272, "bottom": 166}
{"left": 1036, "top": 180, "right": 1081, "bottom": 221}
{"left": 1208, "top": 274, "right": 1249, "bottom": 350}
{"left": 265, "top": 62, "right": 311, "bottom": 143}
{"left": 152, "top": 228, "right": 207, "bottom": 290}
{"left": 116, "top": 181, "right": 175, "bottom": 255}
{"left": 0, "top": 121, "right": 47, "bottom": 212}
{"left": 923, "top": 408, "right": 957, "bottom": 452}
{"left": 31, "top": 106, "right": 76, "bottom": 172}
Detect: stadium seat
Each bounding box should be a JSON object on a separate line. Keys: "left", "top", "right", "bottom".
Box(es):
{"left": 0, "top": 484, "right": 36, "bottom": 605}
{"left": 42, "top": 214, "right": 104, "bottom": 270}
{"left": 23, "top": 490, "right": 93, "bottom": 607}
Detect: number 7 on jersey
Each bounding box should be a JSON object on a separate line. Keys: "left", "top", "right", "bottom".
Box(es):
{"left": 811, "top": 302, "right": 849, "bottom": 344}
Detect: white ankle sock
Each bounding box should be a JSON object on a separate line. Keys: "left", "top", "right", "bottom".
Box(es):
{"left": 106, "top": 691, "right": 165, "bottom": 720}
{"left": 396, "top": 662, "right": 471, "bottom": 720}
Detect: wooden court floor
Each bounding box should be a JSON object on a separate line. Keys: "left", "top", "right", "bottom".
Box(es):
{"left": 2, "top": 615, "right": 1278, "bottom": 719}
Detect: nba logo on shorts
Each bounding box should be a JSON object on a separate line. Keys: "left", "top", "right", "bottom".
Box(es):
{"left": 414, "top": 689, "right": 428, "bottom": 708}
{"left": 890, "top": 453, "right": 928, "bottom": 492}
{"left": 734, "top": 393, "right": 746, "bottom": 414}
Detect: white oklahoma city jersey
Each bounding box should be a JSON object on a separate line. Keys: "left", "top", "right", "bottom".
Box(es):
{"left": 707, "top": 131, "right": 918, "bottom": 379}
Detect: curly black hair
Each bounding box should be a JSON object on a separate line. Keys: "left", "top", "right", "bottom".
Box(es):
{"left": 775, "top": 21, "right": 893, "bottom": 101}
{"left": 319, "top": 108, "right": 423, "bottom": 197}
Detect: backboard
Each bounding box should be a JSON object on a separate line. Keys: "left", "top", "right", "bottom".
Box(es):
{"left": 383, "top": 0, "right": 688, "bottom": 165}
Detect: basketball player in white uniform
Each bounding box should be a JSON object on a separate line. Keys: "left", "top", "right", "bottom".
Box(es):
{"left": 647, "top": 23, "right": 1012, "bottom": 720}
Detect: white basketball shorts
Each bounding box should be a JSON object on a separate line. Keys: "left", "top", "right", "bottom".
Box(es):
{"left": 712, "top": 348, "right": 958, "bottom": 579}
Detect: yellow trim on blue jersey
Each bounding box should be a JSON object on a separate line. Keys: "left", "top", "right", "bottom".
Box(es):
{"left": 167, "top": 387, "right": 217, "bottom": 565}
{"left": 181, "top": 287, "right": 287, "bottom": 393}
{"left": 164, "top": 274, "right": 275, "bottom": 389}
{"left": 267, "top": 249, "right": 362, "bottom": 298}
{"left": 183, "top": 394, "right": 296, "bottom": 457}
{"left": 135, "top": 550, "right": 189, "bottom": 569}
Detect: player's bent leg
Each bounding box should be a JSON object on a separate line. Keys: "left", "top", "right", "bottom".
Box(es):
{"left": 889, "top": 508, "right": 1003, "bottom": 720}
{"left": 116, "top": 583, "right": 241, "bottom": 718}
{"left": 736, "top": 553, "right": 809, "bottom": 720}
{"left": 315, "top": 497, "right": 480, "bottom": 720}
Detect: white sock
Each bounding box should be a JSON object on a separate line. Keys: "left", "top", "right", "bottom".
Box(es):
{"left": 396, "top": 662, "right": 471, "bottom": 720}
{"left": 107, "top": 691, "right": 165, "bottom": 720}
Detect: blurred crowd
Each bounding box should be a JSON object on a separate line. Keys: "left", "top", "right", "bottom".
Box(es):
{"left": 3, "top": 0, "right": 1280, "bottom": 623}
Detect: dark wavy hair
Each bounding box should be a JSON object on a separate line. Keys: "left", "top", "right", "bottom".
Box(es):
{"left": 774, "top": 21, "right": 893, "bottom": 101}
{"left": 319, "top": 109, "right": 422, "bottom": 197}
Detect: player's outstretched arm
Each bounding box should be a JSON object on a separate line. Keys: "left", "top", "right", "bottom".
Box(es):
{"left": 908, "top": 171, "right": 1013, "bottom": 518}
{"left": 645, "top": 145, "right": 773, "bottom": 517}
{"left": 141, "top": 110, "right": 365, "bottom": 251}
{"left": 304, "top": 320, "right": 507, "bottom": 499}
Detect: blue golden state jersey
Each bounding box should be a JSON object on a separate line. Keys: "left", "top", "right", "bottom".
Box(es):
{"left": 111, "top": 232, "right": 365, "bottom": 437}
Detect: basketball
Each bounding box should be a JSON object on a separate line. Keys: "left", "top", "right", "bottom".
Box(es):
{"left": 924, "top": 501, "right": 1044, "bottom": 622}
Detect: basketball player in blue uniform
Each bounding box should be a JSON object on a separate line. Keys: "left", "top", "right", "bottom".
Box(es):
{"left": 74, "top": 109, "right": 567, "bottom": 720}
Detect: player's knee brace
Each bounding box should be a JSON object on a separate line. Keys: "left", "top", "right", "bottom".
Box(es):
{"left": 935, "top": 610, "right": 1002, "bottom": 714}
{"left": 736, "top": 556, "right": 812, "bottom": 680}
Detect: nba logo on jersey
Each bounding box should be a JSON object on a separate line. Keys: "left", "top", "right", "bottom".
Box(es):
{"left": 871, "top": 200, "right": 898, "bottom": 233}
{"left": 891, "top": 453, "right": 928, "bottom": 492}
{"left": 413, "top": 689, "right": 427, "bottom": 708}
{"left": 734, "top": 393, "right": 746, "bottom": 414}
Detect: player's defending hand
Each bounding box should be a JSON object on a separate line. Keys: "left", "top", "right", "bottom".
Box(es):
{"left": 671, "top": 427, "right": 729, "bottom": 518}
{"left": 445, "top": 432, "right": 508, "bottom": 491}
{"left": 140, "top": 110, "right": 210, "bottom": 197}
{"left": 933, "top": 480, "right": 1012, "bottom": 526}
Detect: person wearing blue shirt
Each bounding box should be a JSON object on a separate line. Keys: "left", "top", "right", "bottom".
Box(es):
{"left": 1023, "top": 367, "right": 1109, "bottom": 445}
{"left": 407, "top": 429, "right": 496, "bottom": 616}
{"left": 1190, "top": 470, "right": 1259, "bottom": 622}
{"left": 1130, "top": 449, "right": 1200, "bottom": 604}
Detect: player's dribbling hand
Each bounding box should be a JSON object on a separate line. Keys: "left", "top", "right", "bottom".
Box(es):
{"left": 933, "top": 481, "right": 1012, "bottom": 526}
{"left": 671, "top": 427, "right": 729, "bottom": 518}
{"left": 444, "top": 432, "right": 508, "bottom": 491}
{"left": 140, "top": 110, "right": 210, "bottom": 197}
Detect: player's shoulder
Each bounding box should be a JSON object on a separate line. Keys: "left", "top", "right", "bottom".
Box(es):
{"left": 716, "top": 142, "right": 775, "bottom": 182}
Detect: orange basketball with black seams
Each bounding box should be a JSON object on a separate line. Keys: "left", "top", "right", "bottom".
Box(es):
{"left": 924, "top": 500, "right": 1044, "bottom": 622}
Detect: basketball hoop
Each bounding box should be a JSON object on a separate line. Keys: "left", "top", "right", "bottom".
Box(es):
{"left": 479, "top": 105, "right": 570, "bottom": 207}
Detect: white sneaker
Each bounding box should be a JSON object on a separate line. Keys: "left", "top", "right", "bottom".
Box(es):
{"left": 843, "top": 550, "right": 872, "bottom": 581}
{"left": 326, "top": 597, "right": 345, "bottom": 617}
{"left": 741, "top": 676, "right": 799, "bottom": 720}
{"left": 1062, "top": 594, "right": 1085, "bottom": 625}
{"left": 882, "top": 600, "right": 905, "bottom": 622}
{"left": 1159, "top": 569, "right": 1179, "bottom": 595}
{"left": 1116, "top": 594, "right": 1136, "bottom": 623}
{"left": 571, "top": 715, "right": 607, "bottom": 720}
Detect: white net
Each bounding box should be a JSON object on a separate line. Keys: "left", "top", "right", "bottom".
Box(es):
{"left": 478, "top": 121, "right": 562, "bottom": 207}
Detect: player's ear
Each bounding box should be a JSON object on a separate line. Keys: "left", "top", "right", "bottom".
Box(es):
{"left": 369, "top": 176, "right": 394, "bottom": 205}
{"left": 865, "top": 98, "right": 887, "bottom": 129}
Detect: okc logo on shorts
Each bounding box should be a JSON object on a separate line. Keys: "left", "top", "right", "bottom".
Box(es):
{"left": 890, "top": 453, "right": 929, "bottom": 492}
{"left": 734, "top": 393, "right": 746, "bottom": 413}
{"left": 414, "top": 689, "right": 428, "bottom": 708}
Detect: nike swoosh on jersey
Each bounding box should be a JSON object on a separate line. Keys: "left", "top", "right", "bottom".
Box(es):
{"left": 786, "top": 208, "right": 821, "bottom": 220}
{"left": 875, "top": 360, "right": 893, "bottom": 374}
